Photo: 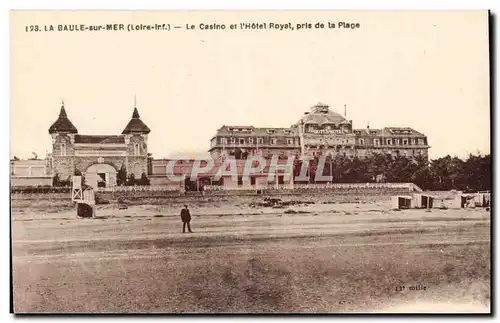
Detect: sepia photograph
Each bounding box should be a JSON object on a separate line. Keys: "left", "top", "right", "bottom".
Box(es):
{"left": 10, "top": 10, "right": 491, "bottom": 314}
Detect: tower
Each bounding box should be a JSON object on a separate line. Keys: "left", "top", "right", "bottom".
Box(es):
{"left": 122, "top": 104, "right": 151, "bottom": 178}
{"left": 48, "top": 101, "right": 78, "bottom": 180}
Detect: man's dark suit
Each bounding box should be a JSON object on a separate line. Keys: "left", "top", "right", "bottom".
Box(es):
{"left": 180, "top": 208, "right": 192, "bottom": 233}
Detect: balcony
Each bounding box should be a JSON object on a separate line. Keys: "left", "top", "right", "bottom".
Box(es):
{"left": 214, "top": 142, "right": 301, "bottom": 148}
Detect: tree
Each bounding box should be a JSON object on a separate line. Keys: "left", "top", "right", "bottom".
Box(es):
{"left": 147, "top": 153, "right": 153, "bottom": 175}
{"left": 139, "top": 173, "right": 150, "bottom": 186}
{"left": 117, "top": 164, "right": 127, "bottom": 186}
{"left": 308, "top": 156, "right": 319, "bottom": 183}
{"left": 126, "top": 173, "right": 136, "bottom": 186}
{"left": 52, "top": 173, "right": 60, "bottom": 187}
{"left": 411, "top": 166, "right": 433, "bottom": 190}
{"left": 234, "top": 148, "right": 242, "bottom": 160}
{"left": 81, "top": 174, "right": 89, "bottom": 189}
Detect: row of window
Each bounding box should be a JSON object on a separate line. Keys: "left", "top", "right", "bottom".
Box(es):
{"left": 309, "top": 149, "right": 426, "bottom": 157}
{"left": 220, "top": 137, "right": 296, "bottom": 146}
{"left": 359, "top": 138, "right": 426, "bottom": 146}
{"left": 226, "top": 128, "right": 293, "bottom": 135}
{"left": 218, "top": 136, "right": 426, "bottom": 147}
{"left": 58, "top": 143, "right": 142, "bottom": 156}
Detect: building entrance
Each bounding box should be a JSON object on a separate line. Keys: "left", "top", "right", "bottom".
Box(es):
{"left": 85, "top": 163, "right": 117, "bottom": 189}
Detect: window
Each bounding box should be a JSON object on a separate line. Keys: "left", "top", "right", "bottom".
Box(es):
{"left": 257, "top": 138, "right": 263, "bottom": 145}
{"left": 373, "top": 139, "right": 380, "bottom": 146}
{"left": 395, "top": 138, "right": 400, "bottom": 145}
{"left": 230, "top": 137, "right": 236, "bottom": 144}
{"left": 60, "top": 143, "right": 66, "bottom": 156}
{"left": 283, "top": 129, "right": 291, "bottom": 134}
{"left": 359, "top": 138, "right": 364, "bottom": 145}
{"left": 239, "top": 138, "right": 245, "bottom": 145}
{"left": 270, "top": 138, "right": 277, "bottom": 145}
{"left": 387, "top": 139, "right": 392, "bottom": 145}
{"left": 221, "top": 138, "right": 227, "bottom": 145}
{"left": 134, "top": 143, "right": 140, "bottom": 156}
{"left": 403, "top": 139, "right": 408, "bottom": 145}
{"left": 418, "top": 139, "right": 424, "bottom": 145}
{"left": 287, "top": 138, "right": 293, "bottom": 145}
{"left": 249, "top": 137, "right": 254, "bottom": 144}
{"left": 267, "top": 129, "right": 276, "bottom": 134}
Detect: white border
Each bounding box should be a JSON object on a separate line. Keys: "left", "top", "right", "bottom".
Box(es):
{"left": 3, "top": 1, "right": 498, "bottom": 322}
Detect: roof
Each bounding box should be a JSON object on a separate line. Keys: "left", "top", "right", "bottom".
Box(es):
{"left": 297, "top": 102, "right": 348, "bottom": 125}
{"left": 353, "top": 127, "right": 425, "bottom": 137}
{"left": 48, "top": 105, "right": 78, "bottom": 134}
{"left": 382, "top": 127, "right": 425, "bottom": 137}
{"left": 214, "top": 125, "right": 297, "bottom": 136}
{"left": 74, "top": 135, "right": 125, "bottom": 144}
{"left": 122, "top": 107, "right": 151, "bottom": 134}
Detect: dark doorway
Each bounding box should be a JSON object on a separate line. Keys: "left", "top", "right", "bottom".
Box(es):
{"left": 278, "top": 176, "right": 284, "bottom": 185}
{"left": 237, "top": 176, "right": 243, "bottom": 186}
{"left": 250, "top": 176, "right": 256, "bottom": 186}
{"left": 97, "top": 173, "right": 106, "bottom": 188}
{"left": 184, "top": 177, "right": 197, "bottom": 191}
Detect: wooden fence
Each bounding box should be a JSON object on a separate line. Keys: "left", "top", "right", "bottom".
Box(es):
{"left": 204, "top": 182, "right": 421, "bottom": 192}
{"left": 94, "top": 182, "right": 421, "bottom": 194}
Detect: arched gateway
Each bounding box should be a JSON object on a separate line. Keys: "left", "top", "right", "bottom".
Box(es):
{"left": 85, "top": 163, "right": 117, "bottom": 189}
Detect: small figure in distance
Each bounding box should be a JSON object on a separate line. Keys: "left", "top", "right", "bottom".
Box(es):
{"left": 180, "top": 204, "right": 193, "bottom": 233}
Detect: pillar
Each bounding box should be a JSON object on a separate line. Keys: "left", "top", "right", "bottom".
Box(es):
{"left": 108, "top": 172, "right": 117, "bottom": 187}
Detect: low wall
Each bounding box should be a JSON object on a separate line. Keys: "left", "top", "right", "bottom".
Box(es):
{"left": 202, "top": 187, "right": 410, "bottom": 197}
{"left": 10, "top": 183, "right": 415, "bottom": 204}
{"left": 11, "top": 192, "right": 71, "bottom": 200}
{"left": 11, "top": 176, "right": 52, "bottom": 187}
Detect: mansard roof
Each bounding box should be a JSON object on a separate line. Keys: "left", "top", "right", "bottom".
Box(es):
{"left": 122, "top": 107, "right": 151, "bottom": 134}
{"left": 353, "top": 127, "right": 426, "bottom": 137}
{"left": 215, "top": 125, "right": 297, "bottom": 136}
{"left": 74, "top": 135, "right": 125, "bottom": 144}
{"left": 48, "top": 104, "right": 78, "bottom": 134}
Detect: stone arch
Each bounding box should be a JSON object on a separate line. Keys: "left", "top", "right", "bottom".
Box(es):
{"left": 85, "top": 163, "right": 118, "bottom": 189}
{"left": 86, "top": 161, "right": 119, "bottom": 172}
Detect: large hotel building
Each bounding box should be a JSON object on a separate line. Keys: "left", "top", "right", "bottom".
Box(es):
{"left": 209, "top": 102, "right": 429, "bottom": 160}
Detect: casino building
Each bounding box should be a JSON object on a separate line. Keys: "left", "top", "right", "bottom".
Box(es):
{"left": 47, "top": 102, "right": 150, "bottom": 188}
{"left": 209, "top": 102, "right": 429, "bottom": 160}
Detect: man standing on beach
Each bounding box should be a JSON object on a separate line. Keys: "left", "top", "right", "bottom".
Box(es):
{"left": 180, "top": 205, "right": 193, "bottom": 233}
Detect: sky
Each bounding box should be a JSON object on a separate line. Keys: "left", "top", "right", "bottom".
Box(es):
{"left": 10, "top": 10, "right": 490, "bottom": 160}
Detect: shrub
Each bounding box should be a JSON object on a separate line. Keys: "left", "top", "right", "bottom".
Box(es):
{"left": 11, "top": 186, "right": 71, "bottom": 194}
